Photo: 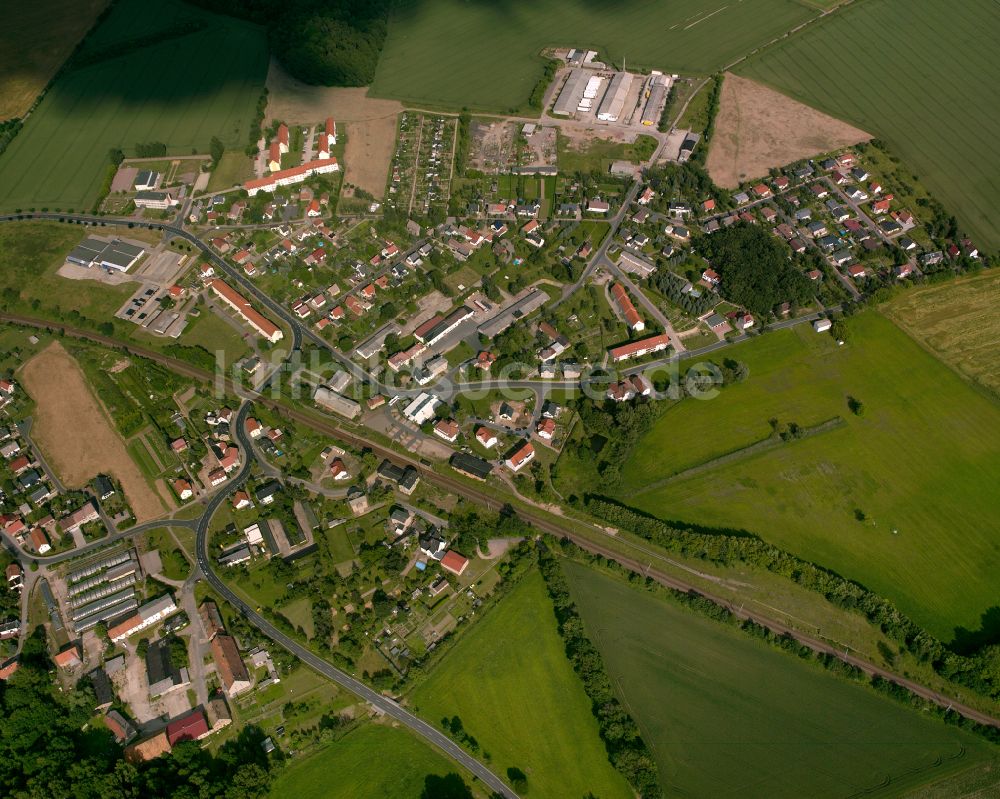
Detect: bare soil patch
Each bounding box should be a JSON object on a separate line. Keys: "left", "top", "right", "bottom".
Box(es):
{"left": 0, "top": 0, "right": 110, "bottom": 119}
{"left": 18, "top": 342, "right": 168, "bottom": 522}
{"left": 265, "top": 60, "right": 402, "bottom": 199}
{"left": 706, "top": 73, "right": 870, "bottom": 189}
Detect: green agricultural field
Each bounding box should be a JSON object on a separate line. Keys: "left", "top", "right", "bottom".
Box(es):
{"left": 410, "top": 569, "right": 633, "bottom": 799}
{"left": 372, "top": 0, "right": 816, "bottom": 112}
{"left": 268, "top": 723, "right": 475, "bottom": 799}
{"left": 737, "top": 0, "right": 1000, "bottom": 249}
{"left": 884, "top": 270, "right": 1000, "bottom": 397}
{"left": 561, "top": 559, "right": 997, "bottom": 797}
{"left": 619, "top": 312, "right": 1000, "bottom": 641}
{"left": 0, "top": 0, "right": 267, "bottom": 212}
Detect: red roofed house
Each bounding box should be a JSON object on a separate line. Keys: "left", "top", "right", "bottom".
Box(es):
{"left": 210, "top": 280, "right": 283, "bottom": 343}
{"left": 536, "top": 418, "right": 555, "bottom": 440}
{"left": 329, "top": 458, "right": 350, "bottom": 480}
{"left": 306, "top": 199, "right": 321, "bottom": 217}
{"left": 504, "top": 441, "right": 535, "bottom": 472}
{"left": 871, "top": 198, "right": 891, "bottom": 215}
{"left": 702, "top": 198, "right": 716, "bottom": 213}
{"left": 701, "top": 268, "right": 720, "bottom": 286}
{"left": 30, "top": 527, "right": 50, "bottom": 555}
{"left": 475, "top": 351, "right": 496, "bottom": 371}
{"left": 267, "top": 141, "right": 281, "bottom": 172}
{"left": 217, "top": 445, "right": 240, "bottom": 473}
{"left": 245, "top": 418, "right": 262, "bottom": 438}
{"left": 610, "top": 283, "right": 644, "bottom": 332}
{"left": 325, "top": 117, "right": 337, "bottom": 146}
{"left": 434, "top": 419, "right": 460, "bottom": 443}
{"left": 476, "top": 427, "right": 498, "bottom": 449}
{"left": 54, "top": 644, "right": 81, "bottom": 669}
{"left": 232, "top": 491, "right": 252, "bottom": 510}
{"left": 170, "top": 438, "right": 187, "bottom": 453}
{"left": 173, "top": 479, "right": 193, "bottom": 501}
{"left": 440, "top": 550, "right": 469, "bottom": 577}
{"left": 166, "top": 708, "right": 210, "bottom": 746}
{"left": 211, "top": 634, "right": 252, "bottom": 697}
{"left": 9, "top": 455, "right": 29, "bottom": 475}
{"left": 847, "top": 264, "right": 867, "bottom": 279}
{"left": 0, "top": 379, "right": 14, "bottom": 396}
{"left": 752, "top": 183, "right": 771, "bottom": 198}
{"left": 276, "top": 123, "right": 289, "bottom": 154}
{"left": 608, "top": 333, "right": 670, "bottom": 363}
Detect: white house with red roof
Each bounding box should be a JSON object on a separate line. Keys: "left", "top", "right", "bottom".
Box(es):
{"left": 276, "top": 123, "right": 289, "bottom": 154}
{"left": 329, "top": 458, "right": 350, "bottom": 480}
{"left": 325, "top": 117, "right": 337, "bottom": 146}
{"left": 476, "top": 427, "right": 498, "bottom": 449}
{"left": 504, "top": 441, "right": 535, "bottom": 472}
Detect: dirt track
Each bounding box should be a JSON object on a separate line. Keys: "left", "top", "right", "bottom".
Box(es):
{"left": 265, "top": 60, "right": 401, "bottom": 199}
{"left": 18, "top": 342, "right": 167, "bottom": 522}
{"left": 706, "top": 73, "right": 870, "bottom": 188}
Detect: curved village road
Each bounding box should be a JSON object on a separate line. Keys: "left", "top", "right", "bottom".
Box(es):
{"left": 195, "top": 403, "right": 519, "bottom": 799}
{"left": 4, "top": 233, "right": 999, "bottom": 733}
{"left": 6, "top": 313, "right": 1000, "bottom": 730}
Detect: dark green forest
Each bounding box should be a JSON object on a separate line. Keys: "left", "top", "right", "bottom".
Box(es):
{"left": 187, "top": 0, "right": 392, "bottom": 86}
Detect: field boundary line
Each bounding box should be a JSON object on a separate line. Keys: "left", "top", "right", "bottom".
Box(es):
{"left": 632, "top": 415, "right": 846, "bottom": 494}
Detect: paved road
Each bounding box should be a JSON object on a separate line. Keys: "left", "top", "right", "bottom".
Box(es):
{"left": 194, "top": 403, "right": 518, "bottom": 798}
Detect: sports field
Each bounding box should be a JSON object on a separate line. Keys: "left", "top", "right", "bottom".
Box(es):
{"left": 268, "top": 722, "right": 471, "bottom": 799}
{"left": 561, "top": 559, "right": 997, "bottom": 797}
{"left": 372, "top": 0, "right": 816, "bottom": 112}
{"left": 0, "top": 0, "right": 267, "bottom": 212}
{"left": 884, "top": 270, "right": 1000, "bottom": 397}
{"left": 737, "top": 0, "right": 1000, "bottom": 250}
{"left": 620, "top": 313, "right": 1000, "bottom": 641}
{"left": 409, "top": 569, "right": 633, "bottom": 799}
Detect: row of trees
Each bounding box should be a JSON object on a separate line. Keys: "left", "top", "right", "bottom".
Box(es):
{"left": 536, "top": 545, "right": 663, "bottom": 798}
{"left": 557, "top": 537, "right": 1000, "bottom": 747}
{"left": 583, "top": 497, "right": 1000, "bottom": 703}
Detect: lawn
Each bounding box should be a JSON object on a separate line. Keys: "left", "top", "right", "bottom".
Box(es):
{"left": 206, "top": 151, "right": 254, "bottom": 193}
{"left": 268, "top": 722, "right": 477, "bottom": 799}
{"left": 175, "top": 309, "right": 251, "bottom": 368}
{"left": 0, "top": 221, "right": 134, "bottom": 321}
{"left": 371, "top": 0, "right": 816, "bottom": 112}
{"left": 0, "top": 0, "right": 267, "bottom": 212}
{"left": 562, "top": 559, "right": 997, "bottom": 798}
{"left": 409, "top": 569, "right": 633, "bottom": 799}
{"left": 619, "top": 312, "right": 1000, "bottom": 641}
{"left": 737, "top": 0, "right": 1000, "bottom": 250}
{"left": 883, "top": 270, "right": 1000, "bottom": 397}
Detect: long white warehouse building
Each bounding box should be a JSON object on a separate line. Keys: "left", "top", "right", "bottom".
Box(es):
{"left": 597, "top": 72, "right": 633, "bottom": 122}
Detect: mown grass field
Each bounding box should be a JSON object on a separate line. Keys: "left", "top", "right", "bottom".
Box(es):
{"left": 268, "top": 722, "right": 472, "bottom": 799}
{"left": 0, "top": 0, "right": 267, "bottom": 212}
{"left": 409, "top": 569, "right": 633, "bottom": 799}
{"left": 884, "top": 271, "right": 1000, "bottom": 397}
{"left": 562, "top": 559, "right": 998, "bottom": 797}
{"left": 620, "top": 312, "right": 1000, "bottom": 641}
{"left": 372, "top": 0, "right": 816, "bottom": 112}
{"left": 737, "top": 0, "right": 1000, "bottom": 250}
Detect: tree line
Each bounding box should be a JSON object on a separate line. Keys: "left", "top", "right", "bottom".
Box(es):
{"left": 584, "top": 497, "right": 1000, "bottom": 704}
{"left": 552, "top": 536, "right": 1000, "bottom": 748}
{"left": 536, "top": 544, "right": 663, "bottom": 798}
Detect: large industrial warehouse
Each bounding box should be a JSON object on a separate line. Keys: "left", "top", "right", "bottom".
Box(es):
{"left": 597, "top": 72, "right": 633, "bottom": 122}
